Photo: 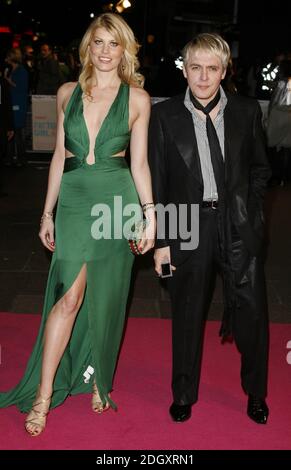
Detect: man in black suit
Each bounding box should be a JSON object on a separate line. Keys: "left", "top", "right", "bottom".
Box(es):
{"left": 149, "top": 33, "right": 270, "bottom": 424}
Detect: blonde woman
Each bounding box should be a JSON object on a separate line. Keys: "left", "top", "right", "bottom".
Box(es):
{"left": 0, "top": 13, "right": 155, "bottom": 436}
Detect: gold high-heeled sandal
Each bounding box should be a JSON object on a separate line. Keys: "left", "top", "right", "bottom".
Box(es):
{"left": 92, "top": 382, "right": 110, "bottom": 413}
{"left": 25, "top": 388, "right": 51, "bottom": 437}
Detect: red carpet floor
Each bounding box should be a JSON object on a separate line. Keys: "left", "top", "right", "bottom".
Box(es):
{"left": 0, "top": 313, "right": 290, "bottom": 450}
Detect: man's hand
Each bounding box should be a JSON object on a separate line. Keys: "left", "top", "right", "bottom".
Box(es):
{"left": 154, "top": 246, "right": 176, "bottom": 276}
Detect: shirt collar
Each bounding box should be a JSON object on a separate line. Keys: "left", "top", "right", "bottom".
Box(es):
{"left": 184, "top": 85, "right": 228, "bottom": 117}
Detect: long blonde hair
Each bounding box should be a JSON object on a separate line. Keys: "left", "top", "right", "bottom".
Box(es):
{"left": 79, "top": 13, "right": 144, "bottom": 97}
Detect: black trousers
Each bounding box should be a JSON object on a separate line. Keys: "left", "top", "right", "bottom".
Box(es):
{"left": 167, "top": 207, "right": 269, "bottom": 405}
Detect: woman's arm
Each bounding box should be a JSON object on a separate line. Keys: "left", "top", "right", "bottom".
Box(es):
{"left": 39, "top": 82, "right": 74, "bottom": 251}
{"left": 129, "top": 87, "right": 155, "bottom": 254}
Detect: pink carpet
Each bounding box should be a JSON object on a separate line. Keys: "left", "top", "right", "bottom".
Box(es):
{"left": 0, "top": 313, "right": 290, "bottom": 450}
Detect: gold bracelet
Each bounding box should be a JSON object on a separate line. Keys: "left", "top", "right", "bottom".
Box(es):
{"left": 40, "top": 212, "right": 53, "bottom": 225}
{"left": 142, "top": 203, "right": 155, "bottom": 212}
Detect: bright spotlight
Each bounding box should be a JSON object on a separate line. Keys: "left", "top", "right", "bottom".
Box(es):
{"left": 175, "top": 56, "right": 183, "bottom": 70}
{"left": 116, "top": 0, "right": 131, "bottom": 13}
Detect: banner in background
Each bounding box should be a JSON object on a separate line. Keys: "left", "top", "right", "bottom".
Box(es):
{"left": 32, "top": 95, "right": 57, "bottom": 151}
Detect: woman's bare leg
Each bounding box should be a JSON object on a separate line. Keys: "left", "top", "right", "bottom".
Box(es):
{"left": 25, "top": 265, "right": 87, "bottom": 436}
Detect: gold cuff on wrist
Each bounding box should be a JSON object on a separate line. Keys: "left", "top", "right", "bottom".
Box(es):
{"left": 40, "top": 212, "right": 53, "bottom": 225}
{"left": 142, "top": 203, "right": 155, "bottom": 212}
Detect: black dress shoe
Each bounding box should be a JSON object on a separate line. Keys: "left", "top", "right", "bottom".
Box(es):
{"left": 247, "top": 394, "right": 269, "bottom": 424}
{"left": 169, "top": 402, "right": 192, "bottom": 422}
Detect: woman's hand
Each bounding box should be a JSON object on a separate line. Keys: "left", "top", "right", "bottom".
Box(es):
{"left": 138, "top": 216, "right": 156, "bottom": 255}
{"left": 39, "top": 218, "right": 55, "bottom": 252}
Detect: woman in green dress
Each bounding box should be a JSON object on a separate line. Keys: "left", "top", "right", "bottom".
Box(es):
{"left": 0, "top": 13, "right": 155, "bottom": 436}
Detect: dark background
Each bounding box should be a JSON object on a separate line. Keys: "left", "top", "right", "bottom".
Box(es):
{"left": 1, "top": 0, "right": 290, "bottom": 60}
{"left": 1, "top": 0, "right": 291, "bottom": 96}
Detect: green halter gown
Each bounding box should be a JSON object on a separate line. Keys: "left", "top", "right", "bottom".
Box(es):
{"left": 0, "top": 82, "right": 140, "bottom": 412}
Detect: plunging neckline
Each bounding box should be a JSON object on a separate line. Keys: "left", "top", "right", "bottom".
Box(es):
{"left": 81, "top": 82, "right": 123, "bottom": 165}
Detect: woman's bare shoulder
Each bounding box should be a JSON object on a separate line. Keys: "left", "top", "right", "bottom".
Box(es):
{"left": 129, "top": 86, "right": 151, "bottom": 109}
{"left": 130, "top": 86, "right": 150, "bottom": 101}
{"left": 57, "top": 82, "right": 79, "bottom": 111}
{"left": 57, "top": 81, "right": 78, "bottom": 101}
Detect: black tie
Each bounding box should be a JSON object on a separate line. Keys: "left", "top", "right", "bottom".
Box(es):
{"left": 190, "top": 89, "right": 225, "bottom": 201}
{"left": 191, "top": 90, "right": 235, "bottom": 338}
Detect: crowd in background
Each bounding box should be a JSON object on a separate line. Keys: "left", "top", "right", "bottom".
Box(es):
{"left": 0, "top": 41, "right": 291, "bottom": 192}
{"left": 0, "top": 43, "right": 80, "bottom": 176}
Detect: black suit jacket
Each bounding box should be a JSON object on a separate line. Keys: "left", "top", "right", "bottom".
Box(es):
{"left": 148, "top": 91, "right": 271, "bottom": 266}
